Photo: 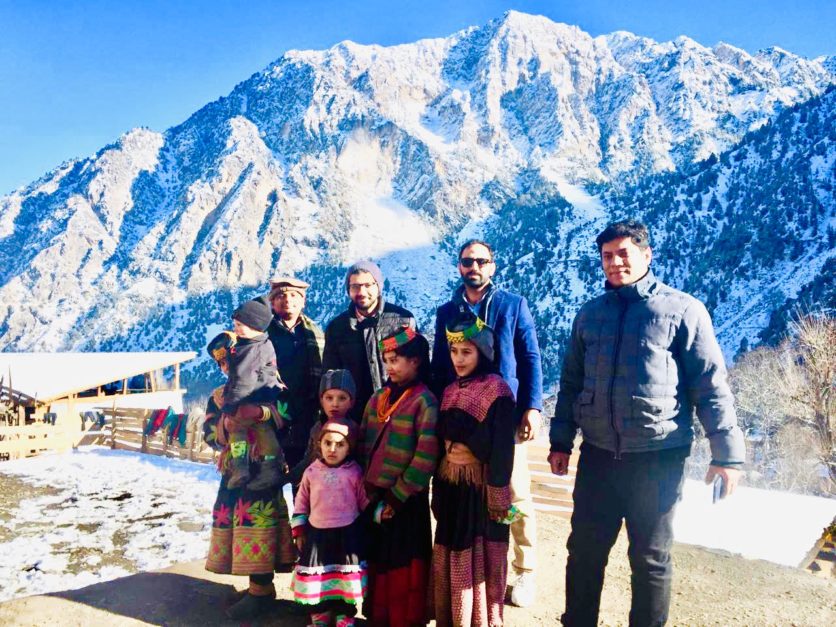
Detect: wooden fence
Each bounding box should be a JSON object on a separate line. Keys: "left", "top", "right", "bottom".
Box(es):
{"left": 0, "top": 423, "right": 73, "bottom": 460}
{"left": 103, "top": 407, "right": 217, "bottom": 464}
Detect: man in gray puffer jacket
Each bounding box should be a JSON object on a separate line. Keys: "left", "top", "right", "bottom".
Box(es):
{"left": 548, "top": 220, "right": 744, "bottom": 627}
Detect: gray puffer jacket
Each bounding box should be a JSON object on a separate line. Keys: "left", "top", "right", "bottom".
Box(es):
{"left": 550, "top": 271, "right": 745, "bottom": 464}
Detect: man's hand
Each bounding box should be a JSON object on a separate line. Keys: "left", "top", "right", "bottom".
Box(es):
{"left": 548, "top": 451, "right": 570, "bottom": 476}
{"left": 704, "top": 465, "right": 742, "bottom": 499}
{"left": 517, "top": 409, "right": 541, "bottom": 442}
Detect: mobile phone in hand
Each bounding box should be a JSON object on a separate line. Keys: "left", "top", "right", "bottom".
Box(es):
{"left": 712, "top": 475, "right": 724, "bottom": 503}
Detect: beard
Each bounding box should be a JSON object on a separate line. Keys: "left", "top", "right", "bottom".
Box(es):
{"left": 462, "top": 273, "right": 489, "bottom": 288}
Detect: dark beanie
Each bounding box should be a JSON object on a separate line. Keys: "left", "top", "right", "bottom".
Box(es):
{"left": 232, "top": 299, "right": 273, "bottom": 333}
{"left": 319, "top": 369, "right": 356, "bottom": 399}
{"left": 345, "top": 260, "right": 384, "bottom": 293}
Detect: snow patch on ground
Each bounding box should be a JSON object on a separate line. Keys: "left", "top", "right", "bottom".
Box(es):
{"left": 674, "top": 479, "right": 835, "bottom": 567}
{"left": 0, "top": 447, "right": 219, "bottom": 602}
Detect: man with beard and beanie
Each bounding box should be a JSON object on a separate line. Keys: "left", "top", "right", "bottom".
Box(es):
{"left": 259, "top": 276, "right": 325, "bottom": 473}
{"left": 431, "top": 239, "right": 543, "bottom": 608}
{"left": 549, "top": 219, "right": 745, "bottom": 627}
{"left": 322, "top": 260, "right": 416, "bottom": 423}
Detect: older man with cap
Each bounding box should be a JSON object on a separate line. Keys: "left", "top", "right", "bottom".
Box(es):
{"left": 261, "top": 276, "right": 325, "bottom": 471}
{"left": 322, "top": 260, "right": 416, "bottom": 423}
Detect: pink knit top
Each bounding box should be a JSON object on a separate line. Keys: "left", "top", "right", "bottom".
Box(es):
{"left": 293, "top": 459, "right": 370, "bottom": 529}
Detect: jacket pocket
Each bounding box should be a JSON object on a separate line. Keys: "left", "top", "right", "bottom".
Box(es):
{"left": 573, "top": 390, "right": 594, "bottom": 424}
{"left": 630, "top": 395, "right": 678, "bottom": 422}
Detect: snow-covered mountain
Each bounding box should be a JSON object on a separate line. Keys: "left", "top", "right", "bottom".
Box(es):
{"left": 1, "top": 11, "right": 833, "bottom": 394}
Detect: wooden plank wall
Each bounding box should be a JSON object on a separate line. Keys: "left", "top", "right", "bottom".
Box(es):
{"left": 0, "top": 423, "right": 73, "bottom": 460}
{"left": 105, "top": 408, "right": 217, "bottom": 465}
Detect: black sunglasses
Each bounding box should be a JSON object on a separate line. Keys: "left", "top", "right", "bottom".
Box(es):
{"left": 459, "top": 257, "right": 493, "bottom": 268}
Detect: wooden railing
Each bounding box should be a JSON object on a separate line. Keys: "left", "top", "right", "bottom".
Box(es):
{"left": 0, "top": 423, "right": 72, "bottom": 460}
{"left": 102, "top": 407, "right": 217, "bottom": 464}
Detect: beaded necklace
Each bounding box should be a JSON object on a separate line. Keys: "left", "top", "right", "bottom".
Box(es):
{"left": 376, "top": 385, "right": 416, "bottom": 423}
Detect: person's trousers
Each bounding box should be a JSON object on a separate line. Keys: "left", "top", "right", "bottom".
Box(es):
{"left": 562, "top": 442, "right": 688, "bottom": 627}
{"left": 510, "top": 439, "right": 537, "bottom": 574}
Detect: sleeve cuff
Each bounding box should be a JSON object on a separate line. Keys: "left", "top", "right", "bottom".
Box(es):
{"left": 486, "top": 484, "right": 512, "bottom": 511}
{"left": 710, "top": 460, "right": 744, "bottom": 468}
{"left": 290, "top": 514, "right": 308, "bottom": 532}
{"left": 550, "top": 442, "right": 573, "bottom": 454}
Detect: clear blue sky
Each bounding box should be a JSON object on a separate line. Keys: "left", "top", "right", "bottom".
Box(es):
{"left": 1, "top": 0, "right": 833, "bottom": 195}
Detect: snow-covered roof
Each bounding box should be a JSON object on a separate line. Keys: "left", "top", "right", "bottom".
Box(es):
{"left": 0, "top": 352, "right": 196, "bottom": 403}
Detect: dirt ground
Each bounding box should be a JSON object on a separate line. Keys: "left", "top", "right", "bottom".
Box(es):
{"left": 1, "top": 512, "right": 833, "bottom": 626}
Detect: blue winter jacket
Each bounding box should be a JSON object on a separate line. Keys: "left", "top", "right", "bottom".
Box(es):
{"left": 432, "top": 284, "right": 544, "bottom": 420}
{"left": 549, "top": 270, "right": 745, "bottom": 464}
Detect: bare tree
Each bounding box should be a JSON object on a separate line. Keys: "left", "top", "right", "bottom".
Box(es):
{"left": 729, "top": 313, "right": 835, "bottom": 496}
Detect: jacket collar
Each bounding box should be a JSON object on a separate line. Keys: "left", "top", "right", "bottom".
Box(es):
{"left": 605, "top": 269, "right": 658, "bottom": 303}
{"left": 348, "top": 297, "right": 385, "bottom": 329}
{"left": 454, "top": 282, "right": 495, "bottom": 312}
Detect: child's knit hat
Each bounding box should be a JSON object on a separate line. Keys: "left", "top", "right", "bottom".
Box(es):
{"left": 319, "top": 369, "right": 356, "bottom": 399}
{"left": 319, "top": 416, "right": 358, "bottom": 452}
{"left": 232, "top": 299, "right": 273, "bottom": 333}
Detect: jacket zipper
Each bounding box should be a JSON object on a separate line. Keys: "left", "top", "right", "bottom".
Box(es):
{"left": 609, "top": 300, "right": 628, "bottom": 460}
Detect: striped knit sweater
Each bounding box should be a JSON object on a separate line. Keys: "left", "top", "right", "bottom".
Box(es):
{"left": 360, "top": 382, "right": 439, "bottom": 507}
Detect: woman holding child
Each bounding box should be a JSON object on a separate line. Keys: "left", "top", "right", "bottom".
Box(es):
{"left": 201, "top": 299, "right": 296, "bottom": 621}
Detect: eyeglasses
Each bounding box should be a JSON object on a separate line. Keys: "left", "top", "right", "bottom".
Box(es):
{"left": 348, "top": 282, "right": 377, "bottom": 292}
{"left": 459, "top": 257, "right": 493, "bottom": 268}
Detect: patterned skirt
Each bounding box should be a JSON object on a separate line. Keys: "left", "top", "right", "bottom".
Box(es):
{"left": 292, "top": 516, "right": 367, "bottom": 609}
{"left": 429, "top": 470, "right": 510, "bottom": 627}
{"left": 365, "top": 490, "right": 432, "bottom": 626}
{"left": 205, "top": 475, "right": 295, "bottom": 576}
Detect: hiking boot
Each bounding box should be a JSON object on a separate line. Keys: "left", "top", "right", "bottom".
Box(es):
{"left": 226, "top": 592, "right": 274, "bottom": 620}
{"left": 506, "top": 571, "right": 536, "bottom": 607}
{"left": 246, "top": 459, "right": 282, "bottom": 491}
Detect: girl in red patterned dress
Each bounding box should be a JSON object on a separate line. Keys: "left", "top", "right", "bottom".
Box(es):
{"left": 360, "top": 328, "right": 440, "bottom": 627}
{"left": 430, "top": 315, "right": 515, "bottom": 627}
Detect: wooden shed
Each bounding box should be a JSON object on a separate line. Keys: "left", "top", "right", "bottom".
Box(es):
{"left": 0, "top": 352, "right": 196, "bottom": 458}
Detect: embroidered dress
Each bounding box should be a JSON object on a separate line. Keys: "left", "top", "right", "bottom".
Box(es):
{"left": 291, "top": 459, "right": 370, "bottom": 611}
{"left": 430, "top": 374, "right": 516, "bottom": 627}
{"left": 360, "top": 382, "right": 439, "bottom": 627}
{"left": 203, "top": 387, "right": 295, "bottom": 575}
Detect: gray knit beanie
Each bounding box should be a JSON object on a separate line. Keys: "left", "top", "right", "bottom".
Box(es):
{"left": 319, "top": 369, "right": 356, "bottom": 399}
{"left": 344, "top": 260, "right": 384, "bottom": 293}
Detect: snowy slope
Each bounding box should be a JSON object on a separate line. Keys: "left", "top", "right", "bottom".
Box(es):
{"left": 0, "top": 10, "right": 833, "bottom": 393}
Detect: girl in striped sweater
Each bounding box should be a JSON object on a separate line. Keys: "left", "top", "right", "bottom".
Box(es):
{"left": 360, "top": 327, "right": 439, "bottom": 627}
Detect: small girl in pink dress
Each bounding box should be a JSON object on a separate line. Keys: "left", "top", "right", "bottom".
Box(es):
{"left": 291, "top": 416, "right": 369, "bottom": 627}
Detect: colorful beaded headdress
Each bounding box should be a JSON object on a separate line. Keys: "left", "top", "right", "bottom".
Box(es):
{"left": 207, "top": 330, "right": 237, "bottom": 363}
{"left": 445, "top": 316, "right": 487, "bottom": 344}
{"left": 378, "top": 326, "right": 417, "bottom": 353}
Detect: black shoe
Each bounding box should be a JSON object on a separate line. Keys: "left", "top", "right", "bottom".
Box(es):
{"left": 225, "top": 592, "right": 274, "bottom": 620}
{"left": 246, "top": 460, "right": 281, "bottom": 491}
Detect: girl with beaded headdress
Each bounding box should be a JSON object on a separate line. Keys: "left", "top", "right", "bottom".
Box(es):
{"left": 428, "top": 313, "right": 516, "bottom": 627}
{"left": 359, "top": 327, "right": 439, "bottom": 626}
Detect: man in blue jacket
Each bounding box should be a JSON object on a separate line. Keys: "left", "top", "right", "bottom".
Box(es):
{"left": 549, "top": 220, "right": 745, "bottom": 626}
{"left": 432, "top": 239, "right": 544, "bottom": 607}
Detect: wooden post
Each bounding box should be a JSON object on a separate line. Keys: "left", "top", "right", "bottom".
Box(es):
{"left": 122, "top": 378, "right": 128, "bottom": 394}
{"left": 110, "top": 400, "right": 116, "bottom": 449}
{"left": 174, "top": 363, "right": 181, "bottom": 390}
{"left": 141, "top": 415, "right": 148, "bottom": 453}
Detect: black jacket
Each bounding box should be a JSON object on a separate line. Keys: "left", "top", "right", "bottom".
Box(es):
{"left": 322, "top": 298, "right": 416, "bottom": 422}
{"left": 221, "top": 333, "right": 282, "bottom": 414}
